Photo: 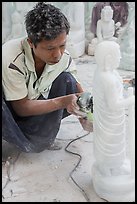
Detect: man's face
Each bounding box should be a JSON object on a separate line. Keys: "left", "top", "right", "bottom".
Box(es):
{"left": 28, "top": 31, "right": 67, "bottom": 65}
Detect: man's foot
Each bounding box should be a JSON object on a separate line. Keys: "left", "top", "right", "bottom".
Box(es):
{"left": 46, "top": 141, "right": 62, "bottom": 151}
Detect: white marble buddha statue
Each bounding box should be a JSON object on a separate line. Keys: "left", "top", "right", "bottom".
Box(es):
{"left": 88, "top": 6, "right": 119, "bottom": 56}
{"left": 96, "top": 6, "right": 118, "bottom": 42}
{"left": 62, "top": 2, "right": 85, "bottom": 58}
{"left": 92, "top": 41, "right": 135, "bottom": 202}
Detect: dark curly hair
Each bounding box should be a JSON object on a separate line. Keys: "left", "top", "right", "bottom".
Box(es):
{"left": 25, "top": 2, "right": 70, "bottom": 46}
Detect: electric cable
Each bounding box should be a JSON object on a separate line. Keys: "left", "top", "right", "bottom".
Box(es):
{"left": 64, "top": 131, "right": 91, "bottom": 202}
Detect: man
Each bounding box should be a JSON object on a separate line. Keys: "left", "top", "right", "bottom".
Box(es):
{"left": 2, "top": 2, "right": 88, "bottom": 153}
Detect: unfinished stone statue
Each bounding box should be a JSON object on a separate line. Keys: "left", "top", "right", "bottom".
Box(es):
{"left": 88, "top": 6, "right": 119, "bottom": 56}
{"left": 62, "top": 2, "right": 85, "bottom": 58}
{"left": 90, "top": 2, "right": 129, "bottom": 38}
{"left": 6, "top": 11, "right": 23, "bottom": 40}
{"left": 2, "top": 2, "right": 13, "bottom": 43}
{"left": 119, "top": 2, "right": 135, "bottom": 71}
{"left": 92, "top": 41, "right": 135, "bottom": 202}
{"left": 2, "top": 2, "right": 36, "bottom": 43}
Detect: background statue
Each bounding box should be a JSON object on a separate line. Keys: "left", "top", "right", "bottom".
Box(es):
{"left": 92, "top": 41, "right": 135, "bottom": 202}
{"left": 119, "top": 2, "right": 135, "bottom": 71}
{"left": 96, "top": 6, "right": 118, "bottom": 42}
{"left": 90, "top": 2, "right": 128, "bottom": 38}
{"left": 2, "top": 2, "right": 37, "bottom": 43}
{"left": 6, "top": 10, "right": 23, "bottom": 40}
{"left": 2, "top": 2, "right": 13, "bottom": 44}
{"left": 62, "top": 2, "right": 85, "bottom": 58}
{"left": 90, "top": 2, "right": 110, "bottom": 37}
{"left": 88, "top": 6, "right": 119, "bottom": 56}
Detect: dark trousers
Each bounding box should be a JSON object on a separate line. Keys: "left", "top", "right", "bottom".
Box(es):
{"left": 2, "top": 72, "right": 78, "bottom": 153}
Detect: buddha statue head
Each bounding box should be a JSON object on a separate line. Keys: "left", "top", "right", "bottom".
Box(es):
{"left": 101, "top": 6, "right": 113, "bottom": 22}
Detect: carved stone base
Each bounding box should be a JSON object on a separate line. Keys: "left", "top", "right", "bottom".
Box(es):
{"left": 92, "top": 163, "right": 135, "bottom": 202}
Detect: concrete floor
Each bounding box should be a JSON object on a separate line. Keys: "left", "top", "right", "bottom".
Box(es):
{"left": 2, "top": 55, "right": 135, "bottom": 202}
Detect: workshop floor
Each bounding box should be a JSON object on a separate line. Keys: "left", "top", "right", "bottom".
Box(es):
{"left": 2, "top": 55, "right": 135, "bottom": 202}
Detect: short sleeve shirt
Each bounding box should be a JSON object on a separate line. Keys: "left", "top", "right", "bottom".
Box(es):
{"left": 2, "top": 37, "right": 79, "bottom": 101}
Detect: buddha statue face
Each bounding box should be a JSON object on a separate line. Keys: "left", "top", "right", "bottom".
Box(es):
{"left": 101, "top": 6, "right": 113, "bottom": 22}
{"left": 95, "top": 41, "right": 121, "bottom": 71}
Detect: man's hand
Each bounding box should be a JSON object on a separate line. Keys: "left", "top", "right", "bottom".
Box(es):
{"left": 66, "top": 94, "right": 85, "bottom": 116}
{"left": 78, "top": 117, "right": 93, "bottom": 132}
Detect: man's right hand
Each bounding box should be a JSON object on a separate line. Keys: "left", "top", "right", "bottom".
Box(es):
{"left": 66, "top": 94, "right": 81, "bottom": 116}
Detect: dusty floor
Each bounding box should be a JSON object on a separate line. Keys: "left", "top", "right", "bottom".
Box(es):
{"left": 2, "top": 55, "right": 135, "bottom": 202}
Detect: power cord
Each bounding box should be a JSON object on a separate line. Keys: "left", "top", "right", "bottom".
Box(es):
{"left": 64, "top": 131, "right": 91, "bottom": 202}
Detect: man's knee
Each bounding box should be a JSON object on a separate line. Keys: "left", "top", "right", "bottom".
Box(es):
{"left": 55, "top": 72, "right": 77, "bottom": 84}
{"left": 49, "top": 72, "right": 78, "bottom": 98}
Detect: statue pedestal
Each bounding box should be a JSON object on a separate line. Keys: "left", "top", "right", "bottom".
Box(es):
{"left": 92, "top": 162, "right": 135, "bottom": 202}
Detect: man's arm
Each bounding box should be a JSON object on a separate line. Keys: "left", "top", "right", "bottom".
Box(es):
{"left": 11, "top": 94, "right": 80, "bottom": 117}
{"left": 76, "top": 82, "right": 84, "bottom": 93}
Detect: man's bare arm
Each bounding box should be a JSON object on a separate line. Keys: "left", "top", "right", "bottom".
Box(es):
{"left": 11, "top": 94, "right": 79, "bottom": 117}
{"left": 76, "top": 82, "right": 84, "bottom": 93}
